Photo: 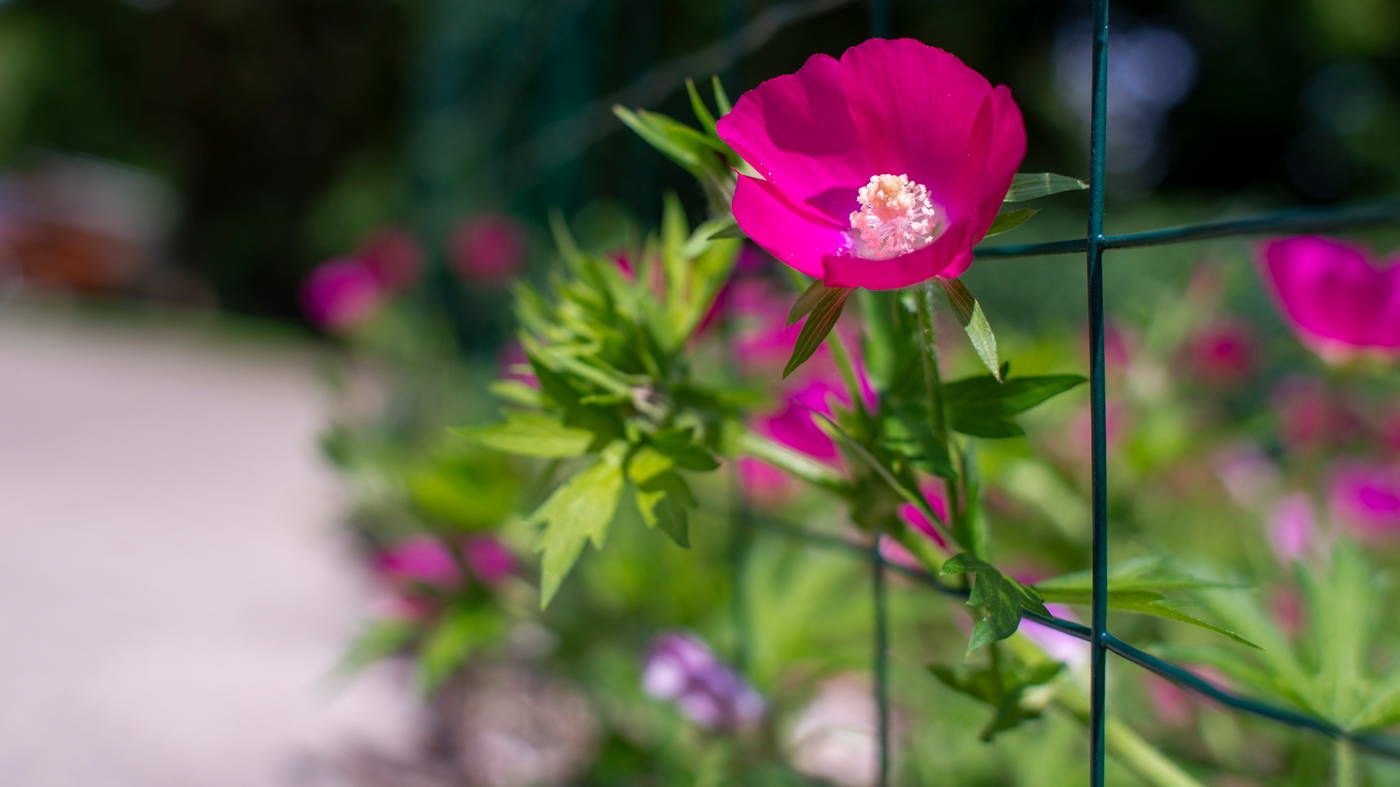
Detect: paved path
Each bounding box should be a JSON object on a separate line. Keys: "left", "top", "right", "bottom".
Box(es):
{"left": 0, "top": 306, "right": 418, "bottom": 787}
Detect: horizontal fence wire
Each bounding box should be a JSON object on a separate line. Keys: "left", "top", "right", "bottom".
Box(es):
{"left": 976, "top": 200, "right": 1400, "bottom": 260}
{"left": 748, "top": 516, "right": 1400, "bottom": 762}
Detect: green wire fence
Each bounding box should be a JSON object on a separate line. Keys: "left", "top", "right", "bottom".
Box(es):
{"left": 725, "top": 2, "right": 1400, "bottom": 786}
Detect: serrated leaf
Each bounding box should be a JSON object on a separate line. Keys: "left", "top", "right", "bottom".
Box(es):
{"left": 706, "top": 221, "right": 746, "bottom": 240}
{"left": 944, "top": 374, "right": 1087, "bottom": 438}
{"left": 339, "top": 619, "right": 419, "bottom": 676}
{"left": 984, "top": 208, "right": 1037, "bottom": 237}
{"left": 530, "top": 441, "right": 628, "bottom": 607}
{"left": 633, "top": 470, "right": 695, "bottom": 548}
{"left": 712, "top": 75, "right": 732, "bottom": 115}
{"left": 935, "top": 278, "right": 1000, "bottom": 380}
{"left": 941, "top": 553, "right": 1051, "bottom": 655}
{"left": 784, "top": 286, "right": 855, "bottom": 378}
{"left": 929, "top": 657, "right": 1063, "bottom": 741}
{"left": 685, "top": 78, "right": 718, "bottom": 136}
{"left": 417, "top": 605, "right": 501, "bottom": 693}
{"left": 1113, "top": 598, "right": 1261, "bottom": 648}
{"left": 1003, "top": 172, "right": 1088, "bottom": 202}
{"left": 1036, "top": 557, "right": 1245, "bottom": 598}
{"left": 455, "top": 412, "right": 594, "bottom": 458}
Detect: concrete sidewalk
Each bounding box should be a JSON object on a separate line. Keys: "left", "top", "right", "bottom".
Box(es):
{"left": 0, "top": 307, "right": 417, "bottom": 787}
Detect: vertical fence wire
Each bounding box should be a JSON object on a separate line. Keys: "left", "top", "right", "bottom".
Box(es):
{"left": 1085, "top": 2, "right": 1113, "bottom": 786}
{"left": 872, "top": 535, "right": 891, "bottom": 787}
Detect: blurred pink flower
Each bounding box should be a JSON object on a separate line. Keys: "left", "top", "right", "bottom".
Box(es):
{"left": 1330, "top": 461, "right": 1400, "bottom": 541}
{"left": 1017, "top": 603, "right": 1088, "bottom": 667}
{"left": 717, "top": 39, "right": 1025, "bottom": 290}
{"left": 896, "top": 483, "right": 949, "bottom": 548}
{"left": 300, "top": 257, "right": 383, "bottom": 332}
{"left": 1380, "top": 409, "right": 1400, "bottom": 454}
{"left": 1066, "top": 401, "right": 1127, "bottom": 460}
{"left": 1269, "top": 586, "right": 1305, "bottom": 639}
{"left": 1211, "top": 440, "right": 1280, "bottom": 508}
{"left": 1186, "top": 320, "right": 1255, "bottom": 387}
{"left": 375, "top": 536, "right": 461, "bottom": 590}
{"left": 450, "top": 213, "right": 527, "bottom": 285}
{"left": 1257, "top": 236, "right": 1400, "bottom": 361}
{"left": 358, "top": 227, "right": 422, "bottom": 291}
{"left": 1148, "top": 675, "right": 1194, "bottom": 728}
{"left": 1268, "top": 493, "right": 1315, "bottom": 562}
{"left": 1271, "top": 376, "right": 1359, "bottom": 452}
{"left": 737, "top": 457, "right": 796, "bottom": 506}
{"left": 462, "top": 536, "right": 516, "bottom": 584}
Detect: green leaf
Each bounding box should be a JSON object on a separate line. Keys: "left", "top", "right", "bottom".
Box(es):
{"left": 1003, "top": 172, "right": 1089, "bottom": 202}
{"left": 487, "top": 379, "right": 543, "bottom": 408}
{"left": 783, "top": 286, "right": 855, "bottom": 378}
{"left": 984, "top": 208, "right": 1037, "bottom": 237}
{"left": 649, "top": 426, "right": 721, "bottom": 471}
{"left": 530, "top": 441, "right": 628, "bottom": 607}
{"left": 629, "top": 446, "right": 696, "bottom": 549}
{"left": 809, "top": 410, "right": 948, "bottom": 535}
{"left": 944, "top": 373, "right": 1087, "bottom": 438}
{"left": 339, "top": 618, "right": 419, "bottom": 675}
{"left": 417, "top": 605, "right": 502, "bottom": 693}
{"left": 935, "top": 278, "right": 1000, "bottom": 380}
{"left": 931, "top": 658, "right": 1064, "bottom": 741}
{"left": 685, "top": 78, "right": 718, "bottom": 136}
{"left": 887, "top": 402, "right": 958, "bottom": 480}
{"left": 712, "top": 75, "right": 732, "bottom": 115}
{"left": 941, "top": 553, "right": 1051, "bottom": 655}
{"left": 786, "top": 278, "right": 829, "bottom": 326}
{"left": 455, "top": 411, "right": 595, "bottom": 458}
{"left": 615, "top": 105, "right": 701, "bottom": 170}
{"left": 407, "top": 454, "right": 519, "bottom": 531}
{"left": 1151, "top": 643, "right": 1286, "bottom": 700}
{"left": 1113, "top": 598, "right": 1261, "bottom": 648}
{"left": 706, "top": 221, "right": 746, "bottom": 240}
{"left": 720, "top": 421, "right": 852, "bottom": 495}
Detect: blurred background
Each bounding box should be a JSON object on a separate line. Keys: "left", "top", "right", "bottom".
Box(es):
{"left": 1, "top": 0, "right": 1398, "bottom": 786}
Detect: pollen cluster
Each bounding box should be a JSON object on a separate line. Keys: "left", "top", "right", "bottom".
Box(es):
{"left": 849, "top": 174, "right": 942, "bottom": 258}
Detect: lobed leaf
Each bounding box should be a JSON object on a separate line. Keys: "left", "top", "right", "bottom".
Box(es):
{"left": 455, "top": 411, "right": 595, "bottom": 458}
{"left": 941, "top": 553, "right": 1051, "bottom": 655}
{"left": 530, "top": 441, "right": 628, "bottom": 607}
{"left": 1003, "top": 172, "right": 1089, "bottom": 202}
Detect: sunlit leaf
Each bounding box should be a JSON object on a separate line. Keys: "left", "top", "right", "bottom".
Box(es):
{"left": 1003, "top": 172, "right": 1088, "bottom": 202}
{"left": 984, "top": 208, "right": 1037, "bottom": 237}
{"left": 712, "top": 75, "right": 732, "bottom": 115}
{"left": 783, "top": 286, "right": 855, "bottom": 378}
{"left": 787, "top": 278, "right": 829, "bottom": 326}
{"left": 455, "top": 411, "right": 594, "bottom": 458}
{"left": 942, "top": 553, "right": 1051, "bottom": 655}
{"left": 685, "top": 77, "right": 718, "bottom": 136}
{"left": 944, "top": 373, "right": 1087, "bottom": 438}
{"left": 936, "top": 278, "right": 1000, "bottom": 380}
{"left": 530, "top": 441, "right": 628, "bottom": 607}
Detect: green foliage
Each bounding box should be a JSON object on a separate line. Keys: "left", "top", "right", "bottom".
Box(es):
{"left": 937, "top": 278, "right": 1001, "bottom": 380}
{"left": 614, "top": 79, "right": 745, "bottom": 215}
{"left": 944, "top": 373, "right": 1087, "bottom": 438}
{"left": 417, "top": 605, "right": 503, "bottom": 693}
{"left": 339, "top": 618, "right": 419, "bottom": 676}
{"left": 942, "top": 553, "right": 1052, "bottom": 655}
{"left": 407, "top": 451, "right": 520, "bottom": 531}
{"left": 1002, "top": 173, "right": 1089, "bottom": 202}
{"left": 455, "top": 411, "right": 594, "bottom": 458}
{"left": 531, "top": 441, "right": 629, "bottom": 608}
{"left": 930, "top": 654, "right": 1063, "bottom": 741}
{"left": 783, "top": 285, "right": 855, "bottom": 378}
{"left": 984, "top": 208, "right": 1038, "bottom": 237}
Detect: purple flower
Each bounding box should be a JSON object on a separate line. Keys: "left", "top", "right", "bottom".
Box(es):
{"left": 1330, "top": 461, "right": 1400, "bottom": 541}
{"left": 1257, "top": 236, "right": 1400, "bottom": 361}
{"left": 300, "top": 257, "right": 383, "bottom": 332}
{"left": 642, "top": 632, "right": 763, "bottom": 731}
{"left": 717, "top": 38, "right": 1026, "bottom": 290}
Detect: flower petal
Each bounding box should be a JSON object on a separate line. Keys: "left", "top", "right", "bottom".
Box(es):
{"left": 731, "top": 175, "right": 850, "bottom": 278}
{"left": 941, "top": 87, "right": 1026, "bottom": 278}
{"left": 838, "top": 39, "right": 994, "bottom": 206}
{"left": 821, "top": 220, "right": 972, "bottom": 290}
{"left": 1259, "top": 237, "right": 1400, "bottom": 353}
{"left": 717, "top": 53, "right": 874, "bottom": 225}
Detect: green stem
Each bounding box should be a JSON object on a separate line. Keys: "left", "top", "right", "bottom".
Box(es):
{"left": 1335, "top": 740, "right": 1358, "bottom": 787}
{"left": 827, "top": 330, "right": 869, "bottom": 419}
{"left": 914, "top": 284, "right": 962, "bottom": 536}
{"left": 722, "top": 422, "right": 854, "bottom": 496}
{"left": 1054, "top": 686, "right": 1208, "bottom": 787}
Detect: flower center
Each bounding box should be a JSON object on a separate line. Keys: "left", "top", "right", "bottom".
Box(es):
{"left": 848, "top": 174, "right": 943, "bottom": 259}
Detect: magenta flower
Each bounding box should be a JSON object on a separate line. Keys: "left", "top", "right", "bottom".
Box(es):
{"left": 896, "top": 483, "right": 949, "bottom": 548}
{"left": 358, "top": 227, "right": 423, "bottom": 291}
{"left": 300, "top": 257, "right": 383, "bottom": 332}
{"left": 1185, "top": 320, "right": 1255, "bottom": 387}
{"left": 1330, "top": 461, "right": 1400, "bottom": 541}
{"left": 642, "top": 632, "right": 763, "bottom": 731}
{"left": 1257, "top": 237, "right": 1400, "bottom": 361}
{"left": 716, "top": 39, "right": 1026, "bottom": 290}
{"left": 450, "top": 213, "right": 527, "bottom": 285}
{"left": 375, "top": 536, "right": 461, "bottom": 590}
{"left": 1017, "top": 603, "right": 1088, "bottom": 667}
{"left": 462, "top": 536, "right": 516, "bottom": 584}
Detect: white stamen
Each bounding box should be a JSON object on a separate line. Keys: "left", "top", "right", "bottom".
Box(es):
{"left": 848, "top": 174, "right": 943, "bottom": 259}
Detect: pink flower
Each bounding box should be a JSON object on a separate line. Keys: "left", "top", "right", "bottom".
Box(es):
{"left": 896, "top": 483, "right": 949, "bottom": 548}
{"left": 1257, "top": 237, "right": 1400, "bottom": 361}
{"left": 1271, "top": 377, "right": 1359, "bottom": 452}
{"left": 737, "top": 457, "right": 796, "bottom": 506}
{"left": 300, "top": 257, "right": 383, "bottom": 332}
{"left": 716, "top": 39, "right": 1026, "bottom": 290}
{"left": 1330, "top": 461, "right": 1400, "bottom": 541}
{"left": 450, "top": 213, "right": 527, "bottom": 285}
{"left": 358, "top": 227, "right": 422, "bottom": 291}
{"left": 1267, "top": 493, "right": 1315, "bottom": 562}
{"left": 375, "top": 536, "right": 461, "bottom": 590}
{"left": 1147, "top": 676, "right": 1194, "bottom": 728}
{"left": 462, "top": 536, "right": 516, "bottom": 584}
{"left": 1017, "top": 603, "right": 1088, "bottom": 667}
{"left": 1185, "top": 320, "right": 1255, "bottom": 387}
